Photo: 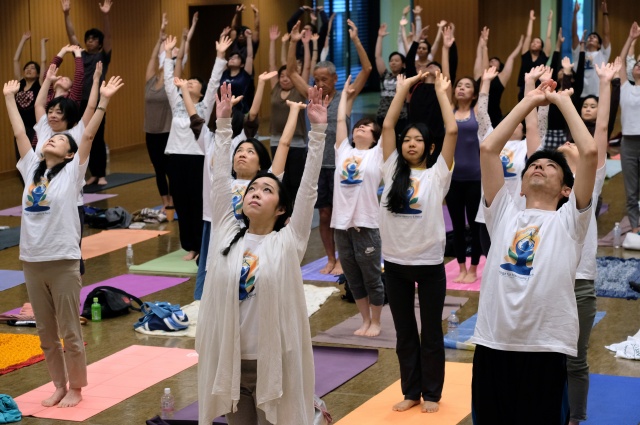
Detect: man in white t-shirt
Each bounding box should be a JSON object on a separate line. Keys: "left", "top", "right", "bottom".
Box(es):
{"left": 571, "top": 1, "right": 611, "bottom": 98}
{"left": 471, "top": 80, "right": 597, "bottom": 424}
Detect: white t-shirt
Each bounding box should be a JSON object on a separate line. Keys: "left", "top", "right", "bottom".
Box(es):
{"left": 34, "top": 115, "right": 86, "bottom": 206}
{"left": 17, "top": 150, "right": 89, "bottom": 262}
{"left": 620, "top": 81, "right": 640, "bottom": 136}
{"left": 576, "top": 164, "right": 606, "bottom": 280}
{"left": 470, "top": 186, "right": 592, "bottom": 357}
{"left": 379, "top": 152, "right": 453, "bottom": 265}
{"left": 331, "top": 139, "right": 383, "bottom": 230}
{"left": 239, "top": 232, "right": 265, "bottom": 360}
{"left": 572, "top": 45, "right": 612, "bottom": 97}
{"left": 476, "top": 138, "right": 528, "bottom": 223}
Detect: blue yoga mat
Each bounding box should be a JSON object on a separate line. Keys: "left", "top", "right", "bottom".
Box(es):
{"left": 584, "top": 373, "right": 640, "bottom": 424}
{"left": 0, "top": 227, "right": 20, "bottom": 251}
{"left": 301, "top": 256, "right": 343, "bottom": 282}
{"left": 0, "top": 270, "right": 25, "bottom": 291}
{"left": 444, "top": 311, "right": 607, "bottom": 350}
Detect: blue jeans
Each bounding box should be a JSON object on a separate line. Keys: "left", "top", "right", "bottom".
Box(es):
{"left": 194, "top": 220, "right": 211, "bottom": 300}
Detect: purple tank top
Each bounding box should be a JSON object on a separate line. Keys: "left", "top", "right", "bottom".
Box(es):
{"left": 452, "top": 108, "right": 481, "bottom": 181}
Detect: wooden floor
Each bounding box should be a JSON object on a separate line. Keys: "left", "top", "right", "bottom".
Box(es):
{"left": 1, "top": 119, "right": 640, "bottom": 424}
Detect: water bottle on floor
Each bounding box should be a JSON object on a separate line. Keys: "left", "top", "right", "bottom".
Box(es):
{"left": 448, "top": 310, "right": 459, "bottom": 340}
{"left": 126, "top": 244, "right": 134, "bottom": 269}
{"left": 91, "top": 298, "right": 101, "bottom": 322}
{"left": 160, "top": 388, "right": 174, "bottom": 419}
{"left": 613, "top": 222, "right": 621, "bottom": 249}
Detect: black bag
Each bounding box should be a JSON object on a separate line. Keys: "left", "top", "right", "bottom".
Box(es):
{"left": 84, "top": 206, "right": 132, "bottom": 229}
{"left": 80, "top": 286, "right": 143, "bottom": 319}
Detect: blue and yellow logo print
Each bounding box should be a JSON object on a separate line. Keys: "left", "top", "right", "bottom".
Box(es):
{"left": 500, "top": 148, "right": 517, "bottom": 177}
{"left": 400, "top": 177, "right": 422, "bottom": 215}
{"left": 500, "top": 226, "right": 540, "bottom": 276}
{"left": 341, "top": 156, "right": 363, "bottom": 185}
{"left": 25, "top": 177, "right": 51, "bottom": 212}
{"left": 239, "top": 250, "right": 258, "bottom": 300}
{"left": 231, "top": 183, "right": 248, "bottom": 220}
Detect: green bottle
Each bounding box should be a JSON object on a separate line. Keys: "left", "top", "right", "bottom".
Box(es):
{"left": 91, "top": 297, "right": 102, "bottom": 322}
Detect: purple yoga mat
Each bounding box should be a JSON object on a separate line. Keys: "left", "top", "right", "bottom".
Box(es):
{"left": 301, "top": 255, "right": 344, "bottom": 282}
{"left": 168, "top": 346, "right": 379, "bottom": 425}
{"left": 1, "top": 274, "right": 189, "bottom": 316}
{"left": 0, "top": 270, "right": 25, "bottom": 291}
{"left": 0, "top": 193, "right": 117, "bottom": 216}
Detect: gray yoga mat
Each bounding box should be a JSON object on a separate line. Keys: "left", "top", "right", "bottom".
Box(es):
{"left": 83, "top": 173, "right": 155, "bottom": 193}
{"left": 0, "top": 227, "right": 21, "bottom": 251}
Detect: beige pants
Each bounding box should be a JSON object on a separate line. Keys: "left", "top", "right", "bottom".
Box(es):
{"left": 225, "top": 360, "right": 273, "bottom": 425}
{"left": 23, "top": 260, "right": 87, "bottom": 389}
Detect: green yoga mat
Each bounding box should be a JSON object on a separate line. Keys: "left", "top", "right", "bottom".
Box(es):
{"left": 129, "top": 249, "right": 198, "bottom": 276}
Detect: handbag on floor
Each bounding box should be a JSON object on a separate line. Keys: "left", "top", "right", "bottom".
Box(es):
{"left": 134, "top": 302, "right": 189, "bottom": 332}
{"left": 80, "top": 286, "right": 143, "bottom": 319}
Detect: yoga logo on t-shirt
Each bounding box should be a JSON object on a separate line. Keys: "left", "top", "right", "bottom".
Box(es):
{"left": 399, "top": 178, "right": 422, "bottom": 215}
{"left": 239, "top": 250, "right": 258, "bottom": 300}
{"left": 24, "top": 177, "right": 51, "bottom": 212}
{"left": 231, "top": 183, "right": 248, "bottom": 220}
{"left": 500, "top": 226, "right": 539, "bottom": 276}
{"left": 341, "top": 156, "right": 363, "bottom": 185}
{"left": 500, "top": 148, "right": 517, "bottom": 178}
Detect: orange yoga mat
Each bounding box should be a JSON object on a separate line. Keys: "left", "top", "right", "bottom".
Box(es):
{"left": 15, "top": 345, "right": 197, "bottom": 421}
{"left": 336, "top": 362, "right": 472, "bottom": 425}
{"left": 81, "top": 229, "right": 169, "bottom": 259}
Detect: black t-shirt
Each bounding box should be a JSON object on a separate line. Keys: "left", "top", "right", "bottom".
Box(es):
{"left": 81, "top": 50, "right": 112, "bottom": 100}
{"left": 220, "top": 69, "right": 255, "bottom": 114}
{"left": 517, "top": 51, "right": 549, "bottom": 88}
{"left": 16, "top": 79, "right": 41, "bottom": 142}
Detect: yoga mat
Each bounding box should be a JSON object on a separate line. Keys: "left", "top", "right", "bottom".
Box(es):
{"left": 599, "top": 202, "right": 609, "bottom": 216}
{"left": 0, "top": 227, "right": 21, "bottom": 251}
{"left": 335, "top": 362, "right": 472, "bottom": 425}
{"left": 15, "top": 345, "right": 198, "bottom": 421}
{"left": 598, "top": 216, "right": 632, "bottom": 246}
{"left": 595, "top": 257, "right": 640, "bottom": 299}
{"left": 583, "top": 374, "right": 640, "bottom": 424}
{"left": 129, "top": 249, "right": 199, "bottom": 276}
{"left": 445, "top": 257, "right": 486, "bottom": 291}
{"left": 444, "top": 311, "right": 608, "bottom": 350}
{"left": 605, "top": 159, "right": 622, "bottom": 179}
{"left": 169, "top": 346, "right": 380, "bottom": 425}
{"left": 0, "top": 194, "right": 117, "bottom": 217}
{"left": 301, "top": 256, "right": 344, "bottom": 282}
{"left": 83, "top": 173, "right": 155, "bottom": 193}
{"left": 0, "top": 334, "right": 43, "bottom": 375}
{"left": 82, "top": 229, "right": 169, "bottom": 260}
{"left": 0, "top": 270, "right": 25, "bottom": 291}
{"left": 312, "top": 296, "right": 469, "bottom": 349}
{"left": 2, "top": 274, "right": 189, "bottom": 316}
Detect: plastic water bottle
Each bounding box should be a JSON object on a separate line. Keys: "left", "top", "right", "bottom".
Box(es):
{"left": 613, "top": 222, "right": 622, "bottom": 249}
{"left": 126, "top": 244, "right": 134, "bottom": 268}
{"left": 448, "top": 310, "right": 459, "bottom": 340}
{"left": 160, "top": 388, "right": 175, "bottom": 419}
{"left": 91, "top": 298, "right": 101, "bottom": 322}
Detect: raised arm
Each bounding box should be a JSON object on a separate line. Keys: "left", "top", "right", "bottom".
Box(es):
{"left": 618, "top": 22, "right": 640, "bottom": 86}
{"left": 269, "top": 25, "right": 280, "bottom": 87}
{"left": 4, "top": 81, "right": 32, "bottom": 159}
{"left": 544, "top": 10, "right": 553, "bottom": 57}
{"left": 523, "top": 10, "right": 535, "bottom": 54}
{"left": 40, "top": 38, "right": 48, "bottom": 85}
{"left": 572, "top": 2, "right": 580, "bottom": 50}
{"left": 244, "top": 29, "right": 254, "bottom": 75}
{"left": 301, "top": 29, "right": 311, "bottom": 83}
{"left": 336, "top": 75, "right": 355, "bottom": 149}
{"left": 61, "top": 0, "right": 80, "bottom": 46}
{"left": 601, "top": 1, "right": 610, "bottom": 49}
{"left": 99, "top": 0, "right": 113, "bottom": 53}
{"left": 475, "top": 27, "right": 490, "bottom": 80}
{"left": 499, "top": 34, "right": 525, "bottom": 87}
{"left": 178, "top": 12, "right": 200, "bottom": 78}
{"left": 162, "top": 36, "right": 180, "bottom": 109}
{"left": 523, "top": 65, "right": 547, "bottom": 156}
{"left": 478, "top": 67, "right": 498, "bottom": 141}
{"left": 251, "top": 4, "right": 260, "bottom": 44}
{"left": 435, "top": 72, "right": 458, "bottom": 168}
{"left": 81, "top": 61, "right": 101, "bottom": 126}
{"left": 35, "top": 64, "right": 59, "bottom": 122}
{"left": 346, "top": 19, "right": 373, "bottom": 96}
{"left": 595, "top": 60, "right": 620, "bottom": 168}
{"left": 286, "top": 22, "right": 311, "bottom": 99}
{"left": 310, "top": 34, "right": 320, "bottom": 81}
{"left": 430, "top": 20, "right": 446, "bottom": 59}
{"left": 175, "top": 28, "right": 189, "bottom": 79}
{"left": 248, "top": 71, "right": 277, "bottom": 122}
{"left": 79, "top": 76, "right": 123, "bottom": 164}
{"left": 280, "top": 33, "right": 289, "bottom": 72}
{"left": 146, "top": 14, "right": 167, "bottom": 82}
{"left": 381, "top": 72, "right": 423, "bottom": 160}
{"left": 321, "top": 13, "right": 335, "bottom": 62}
{"left": 376, "top": 24, "right": 389, "bottom": 76}
{"left": 69, "top": 45, "right": 84, "bottom": 104}
{"left": 201, "top": 35, "right": 233, "bottom": 125}
{"left": 272, "top": 100, "right": 307, "bottom": 176}
{"left": 13, "top": 32, "right": 31, "bottom": 81}
{"left": 441, "top": 26, "right": 455, "bottom": 102}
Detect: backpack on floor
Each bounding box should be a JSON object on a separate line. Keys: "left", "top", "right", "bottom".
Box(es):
{"left": 84, "top": 206, "right": 132, "bottom": 229}
{"left": 80, "top": 286, "right": 143, "bottom": 319}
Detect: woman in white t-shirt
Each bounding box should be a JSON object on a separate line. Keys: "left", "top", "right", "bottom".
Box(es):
{"left": 332, "top": 76, "right": 385, "bottom": 337}
{"left": 3, "top": 76, "right": 123, "bottom": 409}
{"left": 196, "top": 85, "right": 327, "bottom": 425}
{"left": 380, "top": 71, "right": 458, "bottom": 414}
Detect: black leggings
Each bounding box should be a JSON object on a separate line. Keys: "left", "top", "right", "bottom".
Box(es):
{"left": 81, "top": 99, "right": 107, "bottom": 178}
{"left": 145, "top": 132, "right": 170, "bottom": 197}
{"left": 445, "top": 180, "right": 482, "bottom": 265}
{"left": 167, "top": 154, "right": 204, "bottom": 253}
{"left": 478, "top": 222, "right": 491, "bottom": 257}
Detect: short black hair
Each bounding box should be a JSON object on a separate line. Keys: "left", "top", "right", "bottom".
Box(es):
{"left": 229, "top": 51, "right": 246, "bottom": 66}
{"left": 426, "top": 61, "right": 442, "bottom": 71}
{"left": 522, "top": 149, "right": 574, "bottom": 209}
{"left": 489, "top": 56, "right": 505, "bottom": 72}
{"left": 47, "top": 97, "right": 80, "bottom": 129}
{"left": 588, "top": 32, "right": 603, "bottom": 47}
{"left": 351, "top": 118, "right": 381, "bottom": 148}
{"left": 418, "top": 39, "right": 432, "bottom": 55}
{"left": 23, "top": 61, "right": 41, "bottom": 75}
{"left": 84, "top": 28, "right": 104, "bottom": 47}
{"left": 231, "top": 139, "right": 273, "bottom": 179}
{"left": 388, "top": 51, "right": 406, "bottom": 63}
{"left": 189, "top": 76, "right": 206, "bottom": 101}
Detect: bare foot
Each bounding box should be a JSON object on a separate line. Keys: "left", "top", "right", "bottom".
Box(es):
{"left": 319, "top": 259, "right": 336, "bottom": 274}
{"left": 330, "top": 260, "right": 343, "bottom": 275}
{"left": 354, "top": 320, "right": 371, "bottom": 336}
{"left": 452, "top": 271, "right": 467, "bottom": 283}
{"left": 97, "top": 177, "right": 108, "bottom": 185}
{"left": 183, "top": 250, "right": 197, "bottom": 261}
{"left": 364, "top": 321, "right": 381, "bottom": 337}
{"left": 85, "top": 177, "right": 97, "bottom": 185}
{"left": 42, "top": 387, "right": 67, "bottom": 407}
{"left": 58, "top": 388, "right": 82, "bottom": 408}
{"left": 421, "top": 400, "right": 439, "bottom": 413}
{"left": 392, "top": 399, "right": 420, "bottom": 412}
{"left": 461, "top": 272, "right": 477, "bottom": 283}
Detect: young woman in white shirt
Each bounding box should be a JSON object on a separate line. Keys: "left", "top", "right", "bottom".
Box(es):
{"left": 196, "top": 84, "right": 327, "bottom": 425}
{"left": 3, "top": 76, "right": 123, "bottom": 409}
{"left": 333, "top": 76, "right": 384, "bottom": 337}
{"left": 380, "top": 71, "right": 458, "bottom": 414}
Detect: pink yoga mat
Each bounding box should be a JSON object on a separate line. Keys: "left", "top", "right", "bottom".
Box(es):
{"left": 0, "top": 194, "right": 117, "bottom": 216}
{"left": 445, "top": 257, "right": 486, "bottom": 291}
{"left": 15, "top": 345, "right": 198, "bottom": 421}
{"left": 1, "top": 274, "right": 189, "bottom": 316}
